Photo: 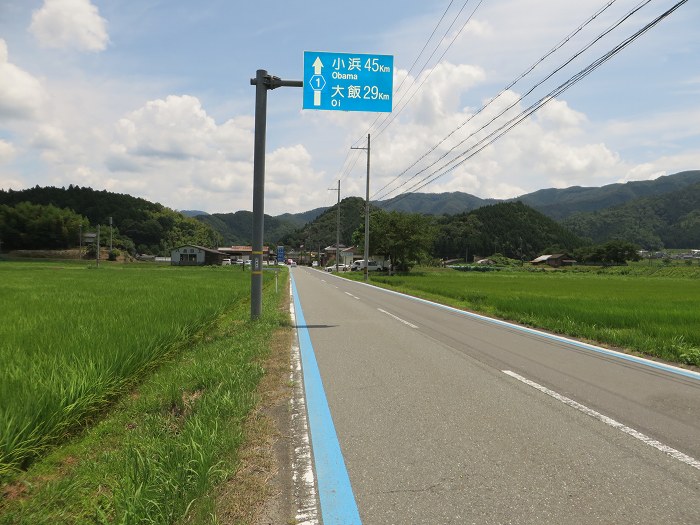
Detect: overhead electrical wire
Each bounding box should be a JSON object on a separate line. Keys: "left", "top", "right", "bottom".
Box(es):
{"left": 352, "top": 0, "right": 458, "bottom": 147}
{"left": 374, "top": 0, "right": 651, "bottom": 201}
{"left": 367, "top": 0, "right": 482, "bottom": 142}
{"left": 381, "top": 0, "right": 689, "bottom": 207}
{"left": 371, "top": 0, "right": 623, "bottom": 200}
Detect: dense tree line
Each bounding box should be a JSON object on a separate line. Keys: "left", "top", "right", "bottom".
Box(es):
{"left": 0, "top": 186, "right": 222, "bottom": 255}
{"left": 0, "top": 202, "right": 88, "bottom": 250}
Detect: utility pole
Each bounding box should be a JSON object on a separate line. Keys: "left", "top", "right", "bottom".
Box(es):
{"left": 109, "top": 216, "right": 113, "bottom": 253}
{"left": 329, "top": 180, "right": 341, "bottom": 272}
{"left": 352, "top": 134, "right": 370, "bottom": 281}
{"left": 96, "top": 224, "right": 100, "bottom": 268}
{"left": 249, "top": 69, "right": 303, "bottom": 320}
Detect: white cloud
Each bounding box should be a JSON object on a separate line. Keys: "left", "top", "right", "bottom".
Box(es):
{"left": 30, "top": 0, "right": 108, "bottom": 52}
{"left": 31, "top": 124, "right": 68, "bottom": 150}
{"left": 0, "top": 140, "right": 17, "bottom": 162}
{"left": 115, "top": 95, "right": 222, "bottom": 161}
{"left": 104, "top": 95, "right": 324, "bottom": 214}
{"left": 0, "top": 40, "right": 46, "bottom": 120}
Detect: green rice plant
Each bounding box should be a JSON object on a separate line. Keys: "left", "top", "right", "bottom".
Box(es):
{"left": 359, "top": 267, "right": 700, "bottom": 364}
{"left": 0, "top": 263, "right": 252, "bottom": 480}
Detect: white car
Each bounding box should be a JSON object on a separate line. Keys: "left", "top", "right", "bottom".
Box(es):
{"left": 351, "top": 260, "right": 383, "bottom": 271}
{"left": 325, "top": 264, "right": 349, "bottom": 272}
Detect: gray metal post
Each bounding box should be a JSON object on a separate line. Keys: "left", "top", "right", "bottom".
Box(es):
{"left": 96, "top": 224, "right": 100, "bottom": 268}
{"left": 251, "top": 69, "right": 269, "bottom": 320}
{"left": 249, "top": 70, "right": 303, "bottom": 320}
{"left": 336, "top": 180, "right": 341, "bottom": 271}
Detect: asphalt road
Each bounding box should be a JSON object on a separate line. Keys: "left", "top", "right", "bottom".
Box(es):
{"left": 291, "top": 267, "right": 700, "bottom": 524}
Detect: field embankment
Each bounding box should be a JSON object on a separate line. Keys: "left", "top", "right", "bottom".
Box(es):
{"left": 354, "top": 264, "right": 700, "bottom": 366}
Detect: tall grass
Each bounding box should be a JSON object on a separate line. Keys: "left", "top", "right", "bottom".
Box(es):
{"left": 0, "top": 262, "right": 250, "bottom": 480}
{"left": 368, "top": 268, "right": 700, "bottom": 365}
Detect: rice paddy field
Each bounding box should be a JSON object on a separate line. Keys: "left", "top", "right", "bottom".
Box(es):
{"left": 0, "top": 260, "right": 274, "bottom": 483}
{"left": 363, "top": 265, "right": 700, "bottom": 366}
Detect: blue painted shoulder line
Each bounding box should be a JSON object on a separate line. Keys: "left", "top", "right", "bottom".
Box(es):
{"left": 291, "top": 272, "right": 363, "bottom": 525}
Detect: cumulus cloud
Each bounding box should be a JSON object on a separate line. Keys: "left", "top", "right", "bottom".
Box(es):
{"left": 104, "top": 95, "right": 324, "bottom": 214}
{"left": 30, "top": 0, "right": 108, "bottom": 52}
{"left": 0, "top": 40, "right": 46, "bottom": 120}
{"left": 0, "top": 140, "right": 17, "bottom": 162}
{"left": 31, "top": 124, "right": 68, "bottom": 150}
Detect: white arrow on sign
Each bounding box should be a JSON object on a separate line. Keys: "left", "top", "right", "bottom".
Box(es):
{"left": 313, "top": 56, "right": 323, "bottom": 106}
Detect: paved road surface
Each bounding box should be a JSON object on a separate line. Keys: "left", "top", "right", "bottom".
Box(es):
{"left": 291, "top": 267, "right": 700, "bottom": 524}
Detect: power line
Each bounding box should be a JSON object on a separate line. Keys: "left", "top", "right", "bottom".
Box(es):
{"left": 374, "top": 0, "right": 653, "bottom": 201}
{"left": 372, "top": 0, "right": 623, "bottom": 200}
{"left": 333, "top": 1, "right": 474, "bottom": 188}
{"left": 384, "top": 0, "right": 688, "bottom": 206}
{"left": 372, "top": 0, "right": 485, "bottom": 140}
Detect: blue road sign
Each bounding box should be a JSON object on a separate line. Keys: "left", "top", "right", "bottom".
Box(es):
{"left": 277, "top": 246, "right": 285, "bottom": 263}
{"left": 303, "top": 51, "right": 393, "bottom": 113}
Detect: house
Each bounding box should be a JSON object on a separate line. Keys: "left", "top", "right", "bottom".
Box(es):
{"left": 530, "top": 253, "right": 576, "bottom": 268}
{"left": 171, "top": 245, "right": 226, "bottom": 266}
{"left": 324, "top": 244, "right": 355, "bottom": 267}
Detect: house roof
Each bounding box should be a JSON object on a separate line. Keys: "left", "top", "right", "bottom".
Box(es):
{"left": 219, "top": 246, "right": 271, "bottom": 252}
{"left": 173, "top": 245, "right": 223, "bottom": 255}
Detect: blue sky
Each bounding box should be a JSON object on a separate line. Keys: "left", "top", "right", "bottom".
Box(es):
{"left": 1, "top": 0, "right": 698, "bottom": 215}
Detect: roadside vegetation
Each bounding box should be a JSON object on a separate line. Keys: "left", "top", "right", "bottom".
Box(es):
{"left": 0, "top": 261, "right": 289, "bottom": 524}
{"left": 347, "top": 262, "right": 700, "bottom": 367}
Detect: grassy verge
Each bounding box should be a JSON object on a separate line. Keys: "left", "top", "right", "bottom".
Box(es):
{"left": 346, "top": 265, "right": 700, "bottom": 366}
{"left": 1, "top": 262, "right": 290, "bottom": 524}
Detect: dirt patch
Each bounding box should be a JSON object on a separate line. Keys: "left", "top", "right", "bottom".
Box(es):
{"left": 214, "top": 303, "right": 296, "bottom": 524}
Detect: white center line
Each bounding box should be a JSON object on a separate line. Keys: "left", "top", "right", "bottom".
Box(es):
{"left": 345, "top": 292, "right": 360, "bottom": 300}
{"left": 503, "top": 370, "right": 700, "bottom": 471}
{"left": 377, "top": 308, "right": 418, "bottom": 329}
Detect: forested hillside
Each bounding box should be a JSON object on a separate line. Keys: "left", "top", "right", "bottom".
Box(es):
{"left": 279, "top": 196, "right": 367, "bottom": 249}
{"left": 562, "top": 181, "right": 700, "bottom": 249}
{"left": 433, "top": 201, "right": 584, "bottom": 261}
{"left": 517, "top": 170, "right": 700, "bottom": 220}
{"left": 378, "top": 191, "right": 498, "bottom": 215}
{"left": 0, "top": 186, "right": 222, "bottom": 255}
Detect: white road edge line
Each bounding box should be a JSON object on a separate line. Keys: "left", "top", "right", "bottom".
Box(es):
{"left": 289, "top": 282, "right": 321, "bottom": 525}
{"left": 502, "top": 370, "right": 700, "bottom": 471}
{"left": 378, "top": 308, "right": 418, "bottom": 329}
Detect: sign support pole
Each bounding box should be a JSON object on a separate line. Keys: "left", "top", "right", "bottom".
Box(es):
{"left": 250, "top": 70, "right": 302, "bottom": 320}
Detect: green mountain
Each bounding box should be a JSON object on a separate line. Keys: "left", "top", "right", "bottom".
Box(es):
{"left": 195, "top": 210, "right": 301, "bottom": 246}
{"left": 562, "top": 181, "right": 700, "bottom": 249}
{"left": 515, "top": 170, "right": 700, "bottom": 220}
{"left": 279, "top": 196, "right": 367, "bottom": 250}
{"left": 378, "top": 191, "right": 497, "bottom": 215}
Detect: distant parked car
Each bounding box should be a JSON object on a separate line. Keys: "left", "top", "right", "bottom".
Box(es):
{"left": 222, "top": 258, "right": 232, "bottom": 266}
{"left": 351, "top": 260, "right": 383, "bottom": 271}
{"left": 290, "top": 261, "right": 297, "bottom": 267}
{"left": 325, "top": 264, "right": 349, "bottom": 272}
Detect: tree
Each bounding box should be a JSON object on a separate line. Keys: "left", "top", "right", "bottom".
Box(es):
{"left": 574, "top": 240, "right": 641, "bottom": 265}
{"left": 354, "top": 210, "right": 436, "bottom": 271}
